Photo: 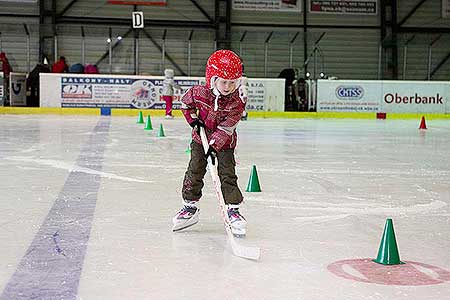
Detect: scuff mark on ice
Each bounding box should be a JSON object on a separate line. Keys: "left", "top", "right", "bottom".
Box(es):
{"left": 248, "top": 197, "right": 447, "bottom": 216}
{"left": 6, "top": 156, "right": 152, "bottom": 183}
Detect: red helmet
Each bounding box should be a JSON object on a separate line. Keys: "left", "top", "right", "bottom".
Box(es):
{"left": 205, "top": 50, "right": 243, "bottom": 88}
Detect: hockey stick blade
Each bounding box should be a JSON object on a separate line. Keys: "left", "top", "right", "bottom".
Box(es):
{"left": 199, "top": 128, "right": 261, "bottom": 261}
{"left": 228, "top": 231, "right": 261, "bottom": 260}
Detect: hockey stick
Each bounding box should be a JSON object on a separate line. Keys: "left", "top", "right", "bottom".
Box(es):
{"left": 199, "top": 127, "right": 261, "bottom": 261}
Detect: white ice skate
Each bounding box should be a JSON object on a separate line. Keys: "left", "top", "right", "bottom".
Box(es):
{"left": 227, "top": 205, "right": 247, "bottom": 237}
{"left": 172, "top": 201, "right": 200, "bottom": 232}
{"left": 165, "top": 115, "right": 174, "bottom": 119}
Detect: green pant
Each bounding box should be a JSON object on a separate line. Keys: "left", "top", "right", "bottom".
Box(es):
{"left": 182, "top": 141, "right": 243, "bottom": 205}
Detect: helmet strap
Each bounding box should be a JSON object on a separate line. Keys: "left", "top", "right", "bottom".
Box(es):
{"left": 212, "top": 87, "right": 220, "bottom": 111}
{"left": 209, "top": 76, "right": 218, "bottom": 89}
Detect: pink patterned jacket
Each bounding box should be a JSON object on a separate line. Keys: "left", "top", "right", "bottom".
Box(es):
{"left": 181, "top": 85, "right": 246, "bottom": 151}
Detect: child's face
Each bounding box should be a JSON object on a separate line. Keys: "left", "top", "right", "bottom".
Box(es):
{"left": 215, "top": 78, "right": 238, "bottom": 96}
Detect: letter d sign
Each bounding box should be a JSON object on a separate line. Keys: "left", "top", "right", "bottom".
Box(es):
{"left": 132, "top": 12, "right": 144, "bottom": 28}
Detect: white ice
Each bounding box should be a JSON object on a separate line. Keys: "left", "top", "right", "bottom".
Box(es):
{"left": 0, "top": 115, "right": 449, "bottom": 299}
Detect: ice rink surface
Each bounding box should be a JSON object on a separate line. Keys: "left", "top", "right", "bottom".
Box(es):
{"left": 0, "top": 114, "right": 449, "bottom": 300}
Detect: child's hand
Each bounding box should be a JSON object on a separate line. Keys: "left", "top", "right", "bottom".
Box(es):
{"left": 189, "top": 119, "right": 205, "bottom": 134}
{"left": 205, "top": 146, "right": 217, "bottom": 165}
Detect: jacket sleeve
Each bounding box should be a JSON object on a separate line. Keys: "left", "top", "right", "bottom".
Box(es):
{"left": 209, "top": 102, "right": 244, "bottom": 151}
{"left": 180, "top": 87, "right": 198, "bottom": 125}
{"left": 172, "top": 81, "right": 182, "bottom": 91}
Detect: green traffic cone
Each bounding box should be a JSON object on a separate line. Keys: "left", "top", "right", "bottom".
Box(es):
{"left": 246, "top": 165, "right": 261, "bottom": 192}
{"left": 373, "top": 219, "right": 404, "bottom": 265}
{"left": 144, "top": 115, "right": 153, "bottom": 130}
{"left": 185, "top": 139, "right": 192, "bottom": 154}
{"left": 136, "top": 111, "right": 144, "bottom": 124}
{"left": 157, "top": 124, "right": 165, "bottom": 137}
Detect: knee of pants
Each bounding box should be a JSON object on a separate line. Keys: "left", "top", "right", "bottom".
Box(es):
{"left": 188, "top": 142, "right": 208, "bottom": 174}
{"left": 217, "top": 149, "right": 236, "bottom": 177}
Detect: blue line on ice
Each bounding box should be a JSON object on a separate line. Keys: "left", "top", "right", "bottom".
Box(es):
{"left": 1, "top": 118, "right": 110, "bottom": 300}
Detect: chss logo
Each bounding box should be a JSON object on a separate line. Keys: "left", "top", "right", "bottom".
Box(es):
{"left": 335, "top": 85, "right": 364, "bottom": 100}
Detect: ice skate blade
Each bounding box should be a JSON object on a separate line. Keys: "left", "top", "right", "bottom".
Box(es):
{"left": 172, "top": 220, "right": 198, "bottom": 232}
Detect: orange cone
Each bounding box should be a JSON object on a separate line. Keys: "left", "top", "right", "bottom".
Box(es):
{"left": 419, "top": 116, "right": 427, "bottom": 130}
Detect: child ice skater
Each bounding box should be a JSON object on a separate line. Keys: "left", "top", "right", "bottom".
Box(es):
{"left": 162, "top": 68, "right": 181, "bottom": 119}
{"left": 172, "top": 50, "right": 247, "bottom": 237}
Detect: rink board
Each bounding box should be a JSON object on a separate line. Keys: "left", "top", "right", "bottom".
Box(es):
{"left": 1, "top": 107, "right": 450, "bottom": 120}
